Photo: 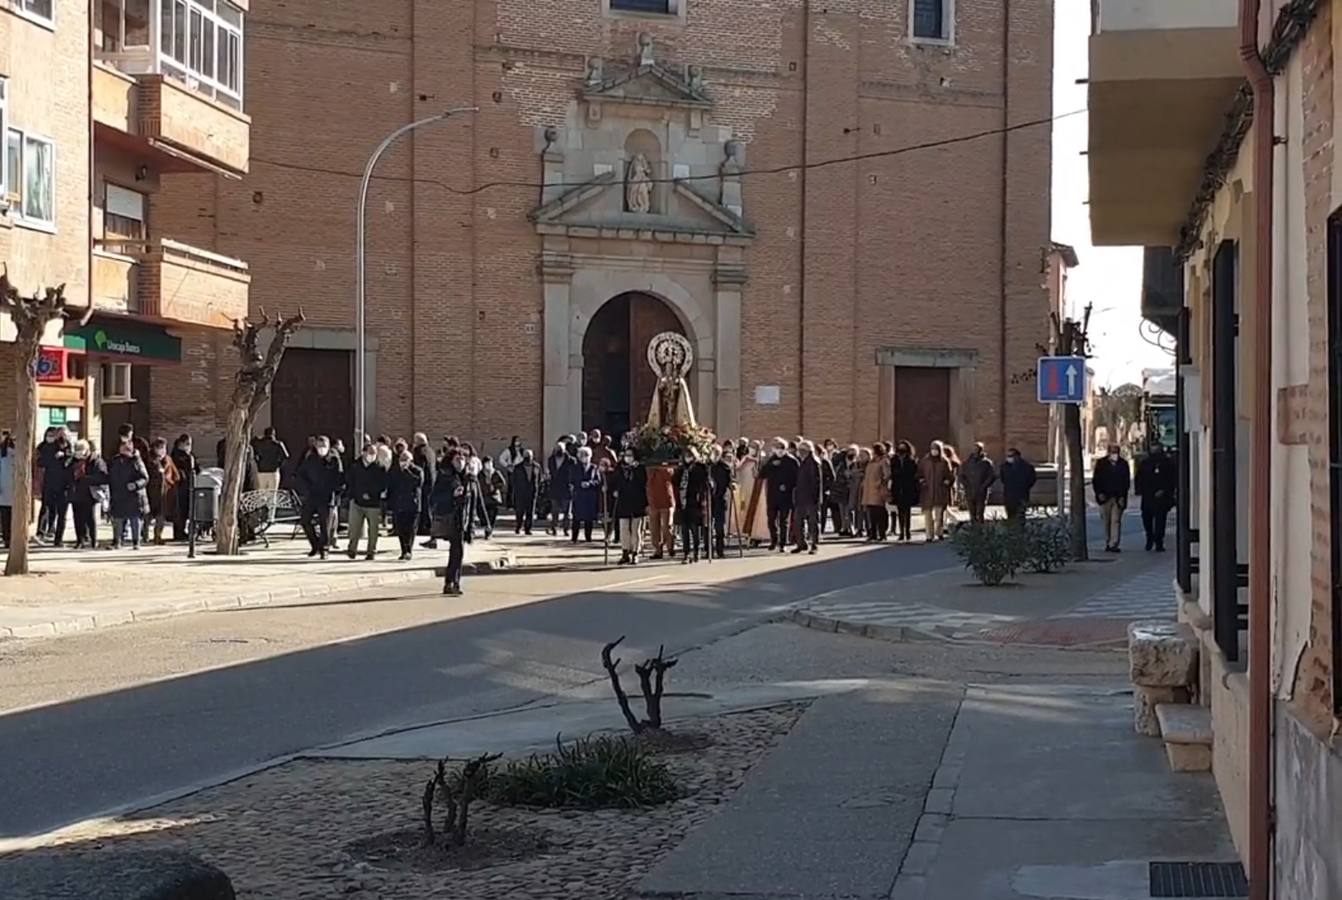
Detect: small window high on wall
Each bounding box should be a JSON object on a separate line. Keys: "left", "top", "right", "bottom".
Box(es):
{"left": 911, "top": 0, "right": 952, "bottom": 43}
{"left": 610, "top": 0, "right": 674, "bottom": 14}
{"left": 104, "top": 184, "right": 146, "bottom": 241}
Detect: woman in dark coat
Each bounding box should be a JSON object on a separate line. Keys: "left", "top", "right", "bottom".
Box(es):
{"left": 144, "top": 438, "right": 181, "bottom": 545}
{"left": 67, "top": 440, "right": 108, "bottom": 550}
{"left": 889, "top": 440, "right": 920, "bottom": 542}
{"left": 387, "top": 448, "right": 424, "bottom": 560}
{"left": 169, "top": 434, "right": 197, "bottom": 541}
{"left": 431, "top": 449, "right": 480, "bottom": 596}
{"left": 567, "top": 446, "right": 602, "bottom": 543}
{"left": 610, "top": 450, "right": 649, "bottom": 565}
{"left": 509, "top": 449, "right": 542, "bottom": 535}
{"left": 107, "top": 441, "right": 149, "bottom": 549}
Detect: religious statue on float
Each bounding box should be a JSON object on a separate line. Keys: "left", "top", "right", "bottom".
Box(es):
{"left": 646, "top": 332, "right": 696, "bottom": 429}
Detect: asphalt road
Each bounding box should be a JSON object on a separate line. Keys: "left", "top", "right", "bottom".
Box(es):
{"left": 0, "top": 538, "right": 958, "bottom": 839}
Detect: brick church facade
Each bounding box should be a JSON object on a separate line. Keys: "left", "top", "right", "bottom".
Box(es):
{"left": 150, "top": 0, "right": 1055, "bottom": 457}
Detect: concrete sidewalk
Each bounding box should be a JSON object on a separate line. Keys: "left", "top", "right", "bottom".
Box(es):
{"left": 635, "top": 682, "right": 1240, "bottom": 900}
{"left": 0, "top": 535, "right": 515, "bottom": 640}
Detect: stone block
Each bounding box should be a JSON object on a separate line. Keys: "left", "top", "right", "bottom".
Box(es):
{"left": 0, "top": 850, "right": 235, "bottom": 900}
{"left": 1128, "top": 621, "right": 1198, "bottom": 687}
{"left": 1165, "top": 741, "right": 1213, "bottom": 773}
{"left": 1133, "top": 685, "right": 1191, "bottom": 736}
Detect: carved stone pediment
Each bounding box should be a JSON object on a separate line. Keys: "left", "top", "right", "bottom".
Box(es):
{"left": 582, "top": 64, "right": 712, "bottom": 110}
{"left": 529, "top": 171, "right": 753, "bottom": 243}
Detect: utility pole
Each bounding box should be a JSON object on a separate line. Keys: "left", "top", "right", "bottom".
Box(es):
{"left": 1052, "top": 304, "right": 1092, "bottom": 561}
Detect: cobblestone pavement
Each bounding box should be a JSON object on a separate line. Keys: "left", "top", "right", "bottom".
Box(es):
{"left": 14, "top": 705, "right": 804, "bottom": 900}
{"left": 1050, "top": 563, "right": 1177, "bottom": 621}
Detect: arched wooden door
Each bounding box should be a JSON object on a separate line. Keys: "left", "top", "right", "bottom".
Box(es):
{"left": 581, "top": 292, "right": 687, "bottom": 438}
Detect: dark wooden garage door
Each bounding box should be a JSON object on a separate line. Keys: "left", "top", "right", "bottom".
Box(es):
{"left": 894, "top": 366, "right": 951, "bottom": 454}
{"left": 271, "top": 348, "right": 353, "bottom": 454}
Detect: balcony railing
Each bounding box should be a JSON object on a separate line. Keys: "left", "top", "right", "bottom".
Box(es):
{"left": 94, "top": 237, "right": 250, "bottom": 329}
{"left": 96, "top": 0, "right": 244, "bottom": 111}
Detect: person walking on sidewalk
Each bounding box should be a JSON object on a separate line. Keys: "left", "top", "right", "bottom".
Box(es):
{"left": 1092, "top": 444, "right": 1131, "bottom": 552}
{"left": 433, "top": 448, "right": 479, "bottom": 596}
{"left": 296, "top": 436, "right": 344, "bottom": 559}
{"left": 108, "top": 441, "right": 149, "bottom": 550}
{"left": 568, "top": 446, "right": 602, "bottom": 543}
{"left": 890, "top": 441, "right": 919, "bottom": 541}
{"left": 918, "top": 440, "right": 954, "bottom": 542}
{"left": 345, "top": 442, "right": 388, "bottom": 560}
{"left": 36, "top": 428, "right": 72, "bottom": 545}
{"left": 861, "top": 442, "right": 891, "bottom": 541}
{"left": 547, "top": 438, "right": 575, "bottom": 536}
{"left": 387, "top": 448, "right": 423, "bottom": 560}
{"left": 793, "top": 440, "right": 829, "bottom": 554}
{"left": 759, "top": 438, "right": 800, "bottom": 552}
{"left": 67, "top": 440, "right": 107, "bottom": 550}
{"left": 999, "top": 447, "right": 1037, "bottom": 525}
{"left": 709, "top": 444, "right": 736, "bottom": 558}
{"left": 1134, "top": 441, "right": 1176, "bottom": 552}
{"left": 510, "top": 449, "right": 542, "bottom": 535}
{"left": 169, "top": 434, "right": 198, "bottom": 542}
{"left": 252, "top": 427, "right": 289, "bottom": 495}
{"left": 479, "top": 456, "right": 506, "bottom": 536}
{"left": 144, "top": 438, "right": 181, "bottom": 545}
{"left": 960, "top": 442, "right": 996, "bottom": 524}
{"left": 611, "top": 448, "right": 648, "bottom": 565}
{"left": 646, "top": 462, "right": 677, "bottom": 559}
{"left": 411, "top": 433, "right": 438, "bottom": 548}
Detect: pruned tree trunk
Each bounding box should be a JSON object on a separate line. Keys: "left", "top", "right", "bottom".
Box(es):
{"left": 0, "top": 270, "right": 69, "bottom": 576}
{"left": 1065, "top": 400, "right": 1089, "bottom": 562}
{"left": 215, "top": 309, "right": 305, "bottom": 555}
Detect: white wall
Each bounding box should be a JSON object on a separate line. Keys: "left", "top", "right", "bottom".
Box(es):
{"left": 1097, "top": 0, "right": 1238, "bottom": 32}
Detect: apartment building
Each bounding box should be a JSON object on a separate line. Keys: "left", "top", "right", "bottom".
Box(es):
{"left": 149, "top": 0, "right": 1054, "bottom": 458}
{"left": 1088, "top": 0, "right": 1340, "bottom": 896}
{"left": 0, "top": 0, "right": 250, "bottom": 456}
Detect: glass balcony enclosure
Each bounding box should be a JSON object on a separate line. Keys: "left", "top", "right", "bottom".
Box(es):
{"left": 95, "top": 0, "right": 243, "bottom": 110}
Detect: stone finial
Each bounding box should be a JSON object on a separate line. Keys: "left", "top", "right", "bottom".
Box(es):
{"left": 686, "top": 64, "right": 705, "bottom": 94}
{"left": 637, "top": 32, "right": 655, "bottom": 67}
{"left": 585, "top": 56, "right": 604, "bottom": 88}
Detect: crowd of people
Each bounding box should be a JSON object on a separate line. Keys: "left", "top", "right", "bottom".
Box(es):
{"left": 2, "top": 421, "right": 1194, "bottom": 596}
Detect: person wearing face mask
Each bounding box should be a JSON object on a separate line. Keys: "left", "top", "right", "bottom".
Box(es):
{"left": 758, "top": 438, "right": 800, "bottom": 552}
{"left": 296, "top": 435, "right": 345, "bottom": 559}
{"left": 432, "top": 448, "right": 480, "bottom": 595}
{"left": 387, "top": 448, "right": 424, "bottom": 560}
{"left": 846, "top": 447, "right": 868, "bottom": 539}
{"left": 1093, "top": 443, "right": 1132, "bottom": 552}
{"left": 410, "top": 433, "right": 438, "bottom": 546}
{"left": 108, "top": 440, "right": 150, "bottom": 550}
{"left": 144, "top": 438, "right": 181, "bottom": 545}
{"left": 960, "top": 442, "right": 997, "bottom": 525}
{"left": 646, "top": 456, "right": 677, "bottom": 559}
{"left": 169, "top": 434, "right": 198, "bottom": 542}
{"left": 345, "top": 442, "right": 388, "bottom": 560}
{"left": 547, "top": 437, "right": 575, "bottom": 536}
{"left": 568, "top": 446, "right": 602, "bottom": 544}
{"left": 792, "top": 440, "right": 830, "bottom": 554}
{"left": 36, "top": 427, "right": 72, "bottom": 545}
{"left": 861, "top": 442, "right": 892, "bottom": 542}
{"left": 510, "top": 449, "right": 542, "bottom": 535}
{"left": 708, "top": 445, "right": 735, "bottom": 559}
{"left": 824, "top": 440, "right": 847, "bottom": 537}
{"left": 66, "top": 439, "right": 107, "bottom": 550}
{"left": 917, "top": 440, "right": 955, "bottom": 542}
{"left": 611, "top": 448, "right": 648, "bottom": 564}
{"left": 998, "top": 446, "right": 1037, "bottom": 526}
{"left": 479, "top": 456, "right": 507, "bottom": 536}
{"left": 1135, "top": 441, "right": 1177, "bottom": 552}
{"left": 675, "top": 447, "right": 711, "bottom": 563}
{"left": 890, "top": 441, "right": 920, "bottom": 541}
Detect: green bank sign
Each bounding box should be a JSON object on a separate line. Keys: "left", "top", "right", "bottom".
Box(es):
{"left": 65, "top": 320, "right": 181, "bottom": 363}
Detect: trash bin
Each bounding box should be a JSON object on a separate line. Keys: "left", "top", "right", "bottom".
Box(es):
{"left": 192, "top": 469, "right": 223, "bottom": 525}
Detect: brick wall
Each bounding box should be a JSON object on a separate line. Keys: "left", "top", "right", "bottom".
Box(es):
{"left": 153, "top": 0, "right": 1054, "bottom": 458}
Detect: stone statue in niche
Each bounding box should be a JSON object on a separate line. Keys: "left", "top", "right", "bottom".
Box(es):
{"left": 626, "top": 153, "right": 653, "bottom": 214}
{"left": 687, "top": 64, "right": 705, "bottom": 94}
{"left": 721, "top": 141, "right": 743, "bottom": 177}
{"left": 720, "top": 140, "right": 743, "bottom": 206}
{"left": 637, "top": 32, "right": 655, "bottom": 67}
{"left": 585, "top": 57, "right": 604, "bottom": 88}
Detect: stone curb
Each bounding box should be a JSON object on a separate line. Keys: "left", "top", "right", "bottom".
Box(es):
{"left": 0, "top": 552, "right": 514, "bottom": 641}
{"left": 786, "top": 608, "right": 950, "bottom": 645}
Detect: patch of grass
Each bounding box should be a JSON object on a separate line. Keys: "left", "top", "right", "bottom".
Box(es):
{"left": 486, "top": 734, "right": 683, "bottom": 809}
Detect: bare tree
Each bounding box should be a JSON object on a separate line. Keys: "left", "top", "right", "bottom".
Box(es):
{"left": 0, "top": 268, "right": 74, "bottom": 576}
{"left": 601, "top": 636, "right": 679, "bottom": 733}
{"left": 421, "top": 753, "right": 500, "bottom": 848}
{"left": 216, "top": 309, "right": 305, "bottom": 555}
{"left": 1052, "top": 307, "right": 1092, "bottom": 562}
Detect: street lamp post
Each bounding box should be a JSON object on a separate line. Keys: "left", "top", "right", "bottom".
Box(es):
{"left": 355, "top": 108, "right": 477, "bottom": 452}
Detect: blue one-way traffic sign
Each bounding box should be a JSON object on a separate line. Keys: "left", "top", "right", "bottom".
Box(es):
{"left": 1037, "top": 356, "right": 1087, "bottom": 403}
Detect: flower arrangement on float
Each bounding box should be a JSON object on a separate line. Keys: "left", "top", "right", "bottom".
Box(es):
{"left": 631, "top": 421, "right": 718, "bottom": 465}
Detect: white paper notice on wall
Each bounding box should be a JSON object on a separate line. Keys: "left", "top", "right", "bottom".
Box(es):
{"left": 754, "top": 385, "right": 781, "bottom": 406}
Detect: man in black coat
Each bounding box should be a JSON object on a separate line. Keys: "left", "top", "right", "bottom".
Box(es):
{"left": 611, "top": 449, "right": 649, "bottom": 565}
{"left": 252, "top": 427, "right": 290, "bottom": 493}
{"left": 1135, "top": 441, "right": 1178, "bottom": 552}
{"left": 758, "top": 438, "right": 800, "bottom": 553}
{"left": 1092, "top": 444, "right": 1132, "bottom": 552}
{"left": 36, "top": 428, "right": 71, "bottom": 545}
{"left": 792, "top": 440, "right": 831, "bottom": 555}
{"left": 998, "top": 447, "right": 1038, "bottom": 524}
{"left": 675, "top": 448, "right": 712, "bottom": 564}
{"left": 708, "top": 446, "right": 736, "bottom": 559}
{"left": 432, "top": 449, "right": 481, "bottom": 597}
{"left": 412, "top": 432, "right": 438, "bottom": 546}
{"left": 509, "top": 449, "right": 542, "bottom": 535}
{"left": 345, "top": 443, "right": 388, "bottom": 560}
{"left": 296, "top": 435, "right": 344, "bottom": 559}
{"left": 387, "top": 448, "right": 423, "bottom": 560}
